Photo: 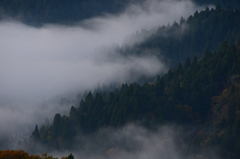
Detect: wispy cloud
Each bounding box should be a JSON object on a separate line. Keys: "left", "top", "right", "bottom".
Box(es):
{"left": 20, "top": 124, "right": 219, "bottom": 159}
{"left": 0, "top": 0, "right": 207, "bottom": 137}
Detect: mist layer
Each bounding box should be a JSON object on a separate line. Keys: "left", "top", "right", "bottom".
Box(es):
{"left": 0, "top": 0, "right": 207, "bottom": 137}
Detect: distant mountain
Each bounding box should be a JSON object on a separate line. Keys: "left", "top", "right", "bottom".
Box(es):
{"left": 193, "top": 0, "right": 240, "bottom": 8}
{"left": 0, "top": 0, "right": 240, "bottom": 25}
{"left": 0, "top": 0, "right": 128, "bottom": 25}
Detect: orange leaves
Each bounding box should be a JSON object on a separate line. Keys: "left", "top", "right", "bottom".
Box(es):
{"left": 0, "top": 149, "right": 31, "bottom": 159}
{"left": 0, "top": 150, "right": 58, "bottom": 159}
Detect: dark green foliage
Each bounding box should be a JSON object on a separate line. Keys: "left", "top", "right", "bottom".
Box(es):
{"left": 34, "top": 41, "right": 240, "bottom": 154}
{"left": 233, "top": 112, "right": 240, "bottom": 136}
{"left": 122, "top": 7, "right": 240, "bottom": 69}
{"left": 67, "top": 153, "right": 74, "bottom": 159}
{"left": 234, "top": 137, "right": 240, "bottom": 158}
{"left": 0, "top": 0, "right": 128, "bottom": 25}
{"left": 193, "top": 0, "right": 240, "bottom": 8}
{"left": 1, "top": 0, "right": 240, "bottom": 26}
{"left": 52, "top": 113, "right": 63, "bottom": 146}
{"left": 23, "top": 3, "right": 240, "bottom": 157}
{"left": 31, "top": 125, "right": 40, "bottom": 142}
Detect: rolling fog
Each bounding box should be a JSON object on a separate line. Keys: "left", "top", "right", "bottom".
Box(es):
{"left": 0, "top": 0, "right": 209, "bottom": 151}
{"left": 20, "top": 124, "right": 219, "bottom": 159}
{"left": 70, "top": 124, "right": 184, "bottom": 159}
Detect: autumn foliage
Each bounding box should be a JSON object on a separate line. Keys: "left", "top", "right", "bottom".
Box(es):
{"left": 0, "top": 150, "right": 58, "bottom": 159}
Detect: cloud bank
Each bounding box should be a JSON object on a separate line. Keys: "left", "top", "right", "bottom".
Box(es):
{"left": 0, "top": 0, "right": 207, "bottom": 137}
{"left": 74, "top": 124, "right": 182, "bottom": 159}
{"left": 21, "top": 124, "right": 219, "bottom": 159}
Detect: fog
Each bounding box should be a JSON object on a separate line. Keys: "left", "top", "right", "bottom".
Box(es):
{"left": 0, "top": 0, "right": 207, "bottom": 138}
{"left": 19, "top": 124, "right": 219, "bottom": 159}
{"left": 71, "top": 124, "right": 218, "bottom": 159}
{"left": 72, "top": 124, "right": 183, "bottom": 159}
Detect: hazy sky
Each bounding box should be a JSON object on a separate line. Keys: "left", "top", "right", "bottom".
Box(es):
{"left": 0, "top": 0, "right": 208, "bottom": 137}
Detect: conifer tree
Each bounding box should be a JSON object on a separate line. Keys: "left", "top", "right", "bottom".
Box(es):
{"left": 31, "top": 125, "right": 40, "bottom": 141}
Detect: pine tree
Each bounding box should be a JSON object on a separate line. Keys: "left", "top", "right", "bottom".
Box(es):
{"left": 52, "top": 114, "right": 62, "bottom": 138}
{"left": 67, "top": 153, "right": 74, "bottom": 159}
{"left": 31, "top": 125, "right": 40, "bottom": 141}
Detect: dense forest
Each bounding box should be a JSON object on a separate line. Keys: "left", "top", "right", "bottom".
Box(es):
{"left": 0, "top": 0, "right": 240, "bottom": 25}
{"left": 1, "top": 0, "right": 240, "bottom": 159}
{"left": 120, "top": 5, "right": 240, "bottom": 68}
{"left": 29, "top": 39, "right": 240, "bottom": 158}
{"left": 0, "top": 0, "right": 128, "bottom": 25}
{"left": 29, "top": 6, "right": 240, "bottom": 159}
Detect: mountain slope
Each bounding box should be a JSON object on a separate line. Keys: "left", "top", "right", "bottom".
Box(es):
{"left": 122, "top": 6, "right": 240, "bottom": 68}
{"left": 28, "top": 41, "right": 240, "bottom": 158}
{"left": 1, "top": 1, "right": 240, "bottom": 158}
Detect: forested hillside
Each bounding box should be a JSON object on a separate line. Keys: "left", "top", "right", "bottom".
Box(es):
{"left": 14, "top": 5, "right": 238, "bottom": 158}
{"left": 121, "top": 5, "right": 240, "bottom": 68}
{"left": 0, "top": 0, "right": 240, "bottom": 25}
{"left": 29, "top": 40, "right": 240, "bottom": 158}
{"left": 0, "top": 0, "right": 128, "bottom": 25}
{"left": 1, "top": 1, "right": 240, "bottom": 159}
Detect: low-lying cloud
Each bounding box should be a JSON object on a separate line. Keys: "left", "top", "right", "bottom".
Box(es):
{"left": 74, "top": 124, "right": 182, "bottom": 159}
{"left": 0, "top": 0, "right": 207, "bottom": 138}
{"left": 18, "top": 124, "right": 219, "bottom": 159}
